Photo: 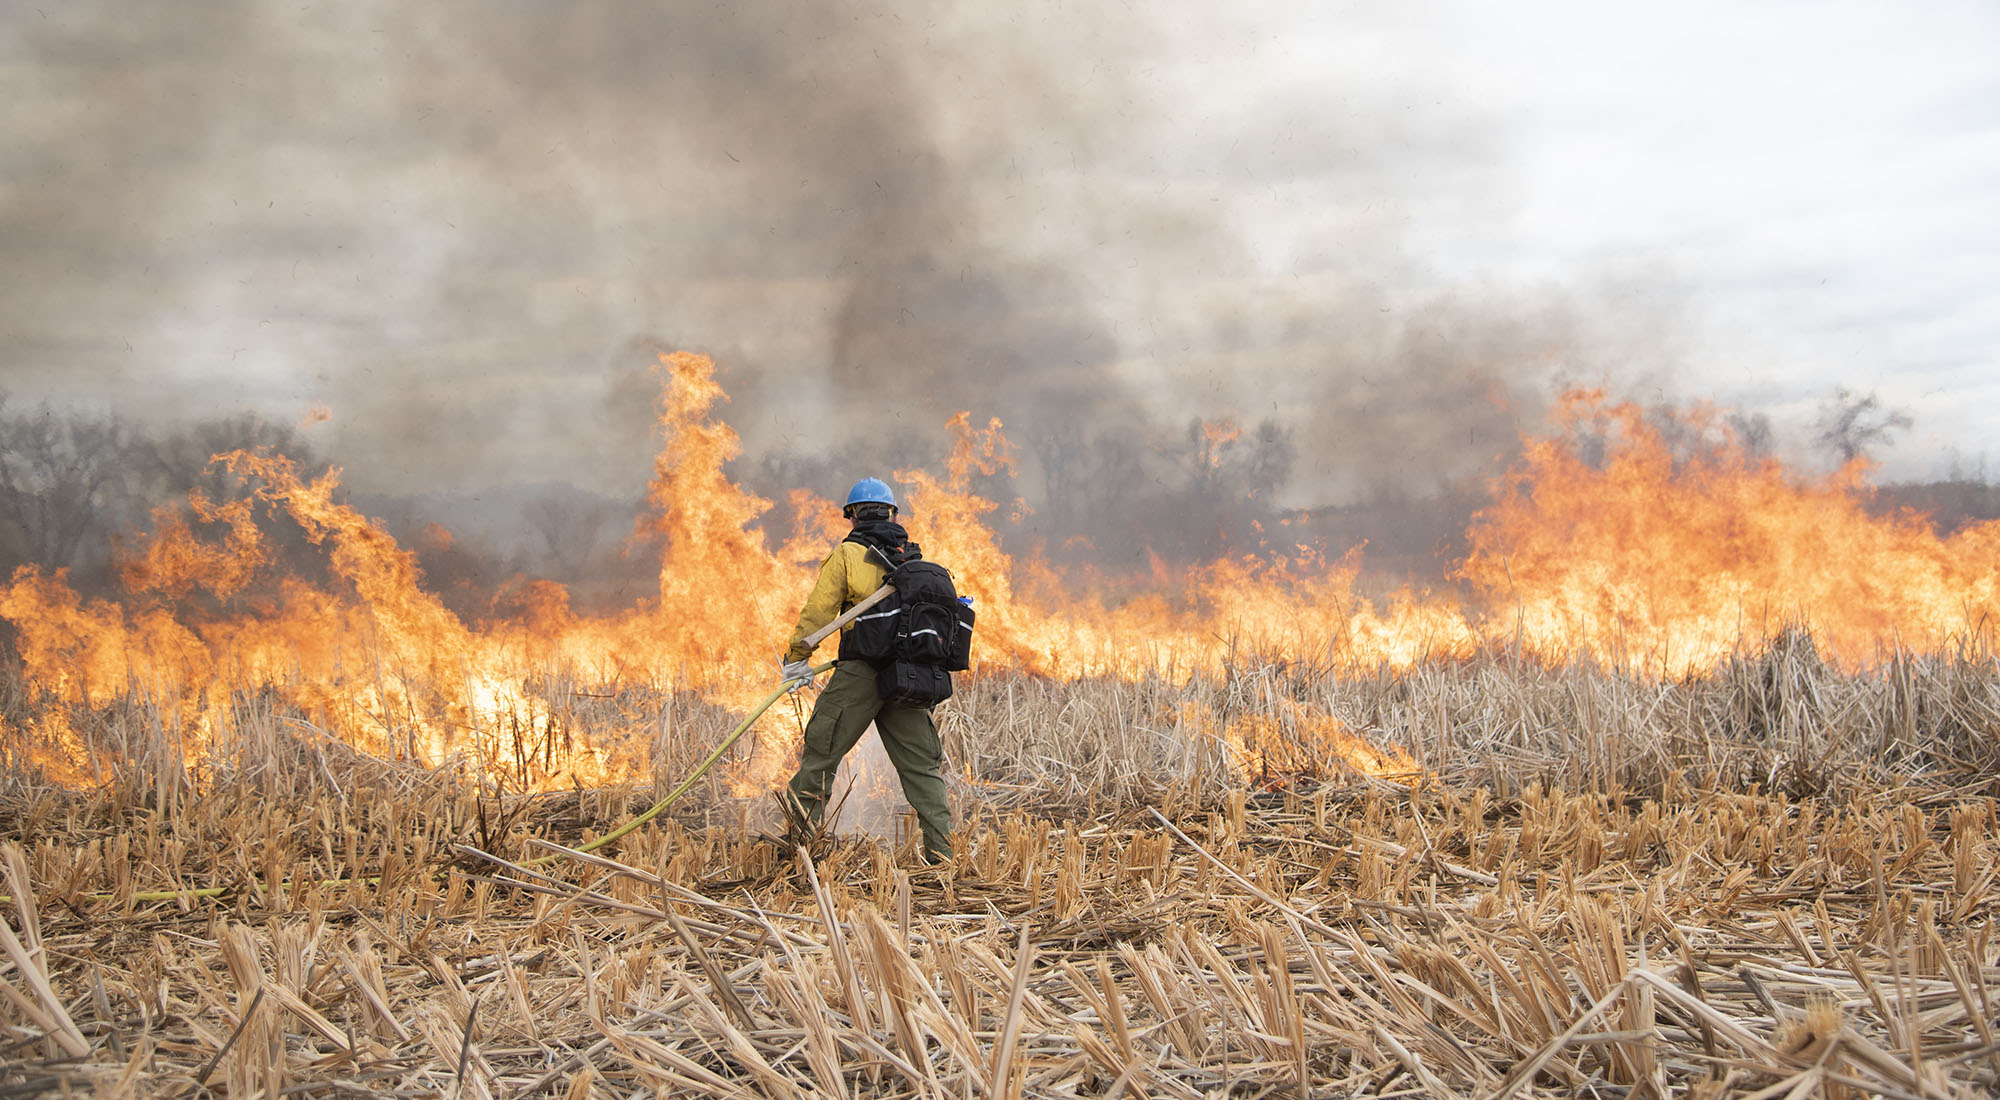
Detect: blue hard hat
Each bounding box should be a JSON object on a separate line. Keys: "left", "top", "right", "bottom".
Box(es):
{"left": 844, "top": 477, "right": 897, "bottom": 513}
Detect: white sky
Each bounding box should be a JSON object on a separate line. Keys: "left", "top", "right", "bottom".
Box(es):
{"left": 1273, "top": 0, "right": 2000, "bottom": 476}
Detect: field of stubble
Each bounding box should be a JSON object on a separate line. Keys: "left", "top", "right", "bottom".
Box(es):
{"left": 1, "top": 645, "right": 1997, "bottom": 1098}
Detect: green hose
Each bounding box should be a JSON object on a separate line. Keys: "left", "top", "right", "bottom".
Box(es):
{"left": 522, "top": 659, "right": 835, "bottom": 866}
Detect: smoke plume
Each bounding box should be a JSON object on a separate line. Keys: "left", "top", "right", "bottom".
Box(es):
{"left": 1, "top": 1, "right": 1670, "bottom": 576}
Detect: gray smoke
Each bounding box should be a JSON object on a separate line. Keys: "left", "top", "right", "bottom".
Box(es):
{"left": 0, "top": 1, "right": 1666, "bottom": 577}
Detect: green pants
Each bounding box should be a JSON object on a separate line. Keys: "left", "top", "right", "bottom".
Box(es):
{"left": 786, "top": 661, "right": 953, "bottom": 862}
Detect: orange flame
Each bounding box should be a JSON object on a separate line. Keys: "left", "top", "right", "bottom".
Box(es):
{"left": 2, "top": 358, "right": 1996, "bottom": 789}
{"left": 1461, "top": 392, "right": 2000, "bottom": 672}
{"left": 1183, "top": 699, "right": 1418, "bottom": 785}
{"left": 1197, "top": 417, "right": 1242, "bottom": 469}
{"left": 635, "top": 352, "right": 811, "bottom": 680}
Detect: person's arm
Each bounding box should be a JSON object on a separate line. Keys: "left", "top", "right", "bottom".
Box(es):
{"left": 784, "top": 547, "right": 850, "bottom": 662}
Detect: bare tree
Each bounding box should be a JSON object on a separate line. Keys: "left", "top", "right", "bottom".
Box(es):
{"left": 139, "top": 413, "right": 324, "bottom": 505}
{"left": 1160, "top": 415, "right": 1297, "bottom": 560}
{"left": 0, "top": 401, "right": 144, "bottom": 577}
{"left": 1726, "top": 410, "right": 1775, "bottom": 458}
{"left": 1028, "top": 421, "right": 1148, "bottom": 549}
{"left": 0, "top": 401, "right": 346, "bottom": 598}
{"left": 1815, "top": 387, "right": 1912, "bottom": 465}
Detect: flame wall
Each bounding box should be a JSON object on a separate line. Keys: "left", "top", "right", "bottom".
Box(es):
{"left": 2, "top": 353, "right": 1996, "bottom": 789}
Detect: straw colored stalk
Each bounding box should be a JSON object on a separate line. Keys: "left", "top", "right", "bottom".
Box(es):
{"left": 2, "top": 649, "right": 1999, "bottom": 1096}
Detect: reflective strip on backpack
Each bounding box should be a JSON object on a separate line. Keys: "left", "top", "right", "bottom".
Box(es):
{"left": 909, "top": 628, "right": 942, "bottom": 639}
{"left": 856, "top": 608, "right": 900, "bottom": 622}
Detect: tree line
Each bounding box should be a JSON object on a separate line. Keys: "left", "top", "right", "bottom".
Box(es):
{"left": 0, "top": 399, "right": 329, "bottom": 592}
{"left": 1, "top": 388, "right": 1987, "bottom": 619}
{"left": 0, "top": 398, "right": 655, "bottom": 621}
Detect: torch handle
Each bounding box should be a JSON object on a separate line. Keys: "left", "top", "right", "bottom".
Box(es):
{"left": 801, "top": 583, "right": 896, "bottom": 651}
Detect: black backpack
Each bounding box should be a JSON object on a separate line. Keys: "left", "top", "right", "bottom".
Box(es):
{"left": 846, "top": 558, "right": 976, "bottom": 705}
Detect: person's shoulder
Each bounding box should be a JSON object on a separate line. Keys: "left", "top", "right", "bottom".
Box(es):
{"left": 837, "top": 538, "right": 892, "bottom": 570}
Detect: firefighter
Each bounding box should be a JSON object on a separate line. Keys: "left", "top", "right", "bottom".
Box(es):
{"left": 781, "top": 478, "right": 953, "bottom": 863}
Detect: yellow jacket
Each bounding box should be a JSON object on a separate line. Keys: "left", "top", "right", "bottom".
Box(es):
{"left": 784, "top": 540, "right": 890, "bottom": 662}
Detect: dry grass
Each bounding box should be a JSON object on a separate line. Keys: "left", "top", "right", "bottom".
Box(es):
{"left": 1, "top": 643, "right": 1997, "bottom": 1097}
{"left": 955, "top": 632, "right": 2000, "bottom": 801}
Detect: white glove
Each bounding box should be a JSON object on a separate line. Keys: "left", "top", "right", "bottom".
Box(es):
{"left": 780, "top": 659, "right": 816, "bottom": 689}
